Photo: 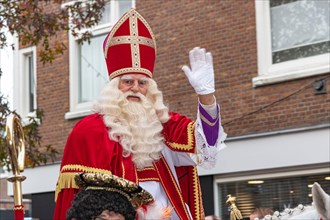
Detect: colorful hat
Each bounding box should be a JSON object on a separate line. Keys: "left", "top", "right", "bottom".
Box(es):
{"left": 74, "top": 172, "right": 154, "bottom": 209}
{"left": 103, "top": 8, "right": 156, "bottom": 79}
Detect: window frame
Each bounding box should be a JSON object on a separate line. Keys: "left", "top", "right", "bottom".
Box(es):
{"left": 253, "top": 0, "right": 330, "bottom": 87}
{"left": 64, "top": 0, "right": 135, "bottom": 120}
{"left": 0, "top": 167, "right": 9, "bottom": 178}
{"left": 13, "top": 46, "right": 37, "bottom": 123}
{"left": 213, "top": 167, "right": 330, "bottom": 217}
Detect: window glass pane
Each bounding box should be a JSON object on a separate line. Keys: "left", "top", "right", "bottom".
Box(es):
{"left": 273, "top": 41, "right": 330, "bottom": 64}
{"left": 99, "top": 1, "right": 111, "bottom": 25}
{"left": 28, "top": 55, "right": 35, "bottom": 112}
{"left": 270, "top": 0, "right": 298, "bottom": 8}
{"left": 217, "top": 174, "right": 330, "bottom": 220}
{"left": 118, "top": 0, "right": 133, "bottom": 16}
{"left": 79, "top": 34, "right": 109, "bottom": 103}
{"left": 270, "top": 0, "right": 330, "bottom": 63}
{"left": 76, "top": 1, "right": 133, "bottom": 104}
{"left": 98, "top": 0, "right": 132, "bottom": 25}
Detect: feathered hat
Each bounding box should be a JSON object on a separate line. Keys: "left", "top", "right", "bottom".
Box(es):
{"left": 103, "top": 8, "right": 156, "bottom": 80}
{"left": 74, "top": 172, "right": 154, "bottom": 209}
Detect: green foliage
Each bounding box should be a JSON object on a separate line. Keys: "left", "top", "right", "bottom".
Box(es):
{"left": 0, "top": 95, "right": 11, "bottom": 171}
{"left": 0, "top": 0, "right": 108, "bottom": 170}
{"left": 0, "top": 96, "right": 58, "bottom": 171}
{"left": 23, "top": 109, "right": 58, "bottom": 168}
{"left": 0, "top": 0, "right": 106, "bottom": 64}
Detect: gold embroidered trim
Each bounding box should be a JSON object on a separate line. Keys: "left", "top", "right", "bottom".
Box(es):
{"left": 129, "top": 13, "right": 140, "bottom": 69}
{"left": 55, "top": 172, "right": 78, "bottom": 201}
{"left": 109, "top": 36, "right": 155, "bottom": 48}
{"left": 86, "top": 186, "right": 131, "bottom": 201}
{"left": 200, "top": 113, "right": 219, "bottom": 126}
{"left": 131, "top": 10, "right": 157, "bottom": 51}
{"left": 109, "top": 68, "right": 152, "bottom": 79}
{"left": 14, "top": 205, "right": 24, "bottom": 211}
{"left": 55, "top": 164, "right": 112, "bottom": 201}
{"left": 122, "top": 162, "right": 126, "bottom": 179}
{"left": 155, "top": 157, "right": 190, "bottom": 219}
{"left": 167, "top": 122, "right": 195, "bottom": 151}
{"left": 192, "top": 166, "right": 202, "bottom": 219}
{"left": 138, "top": 166, "right": 155, "bottom": 171}
{"left": 134, "top": 166, "right": 138, "bottom": 184}
{"left": 104, "top": 9, "right": 157, "bottom": 58}
{"left": 61, "top": 164, "right": 112, "bottom": 174}
{"left": 138, "top": 177, "right": 159, "bottom": 182}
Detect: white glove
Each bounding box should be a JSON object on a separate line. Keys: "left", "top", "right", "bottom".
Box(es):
{"left": 182, "top": 47, "right": 215, "bottom": 95}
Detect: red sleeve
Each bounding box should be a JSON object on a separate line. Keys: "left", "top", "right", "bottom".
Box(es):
{"left": 53, "top": 188, "right": 77, "bottom": 220}
{"left": 162, "top": 112, "right": 196, "bottom": 153}
{"left": 53, "top": 114, "right": 123, "bottom": 220}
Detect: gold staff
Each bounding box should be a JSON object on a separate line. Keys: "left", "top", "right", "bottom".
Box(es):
{"left": 5, "top": 113, "right": 26, "bottom": 220}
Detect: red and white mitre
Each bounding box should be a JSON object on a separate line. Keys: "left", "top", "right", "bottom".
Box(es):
{"left": 103, "top": 8, "right": 156, "bottom": 79}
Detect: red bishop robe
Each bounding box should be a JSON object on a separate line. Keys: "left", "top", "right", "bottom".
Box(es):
{"left": 53, "top": 113, "right": 205, "bottom": 220}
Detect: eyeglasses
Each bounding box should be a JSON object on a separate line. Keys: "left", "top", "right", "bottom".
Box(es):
{"left": 120, "top": 78, "right": 149, "bottom": 88}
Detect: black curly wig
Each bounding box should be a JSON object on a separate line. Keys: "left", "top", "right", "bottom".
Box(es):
{"left": 66, "top": 190, "right": 136, "bottom": 220}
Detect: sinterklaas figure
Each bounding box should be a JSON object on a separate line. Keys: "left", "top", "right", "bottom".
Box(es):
{"left": 226, "top": 194, "right": 243, "bottom": 220}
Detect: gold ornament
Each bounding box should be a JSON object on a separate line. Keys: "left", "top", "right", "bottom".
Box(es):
{"left": 226, "top": 194, "right": 243, "bottom": 220}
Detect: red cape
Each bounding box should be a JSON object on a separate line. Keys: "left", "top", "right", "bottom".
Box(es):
{"left": 53, "top": 113, "right": 204, "bottom": 220}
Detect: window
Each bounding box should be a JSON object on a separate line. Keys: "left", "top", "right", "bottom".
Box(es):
{"left": 0, "top": 166, "right": 8, "bottom": 178}
{"left": 13, "top": 46, "right": 37, "bottom": 121}
{"left": 27, "top": 54, "right": 36, "bottom": 112}
{"left": 215, "top": 171, "right": 330, "bottom": 219}
{"left": 65, "top": 0, "right": 135, "bottom": 119}
{"left": 253, "top": 0, "right": 330, "bottom": 87}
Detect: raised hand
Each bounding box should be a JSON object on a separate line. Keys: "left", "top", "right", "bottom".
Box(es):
{"left": 182, "top": 47, "right": 215, "bottom": 95}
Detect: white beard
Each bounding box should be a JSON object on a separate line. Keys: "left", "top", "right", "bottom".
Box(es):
{"left": 103, "top": 91, "right": 164, "bottom": 169}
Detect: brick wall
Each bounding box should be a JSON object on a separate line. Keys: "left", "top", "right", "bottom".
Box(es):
{"left": 35, "top": 2, "right": 74, "bottom": 157}
{"left": 35, "top": 0, "right": 329, "bottom": 158}
{"left": 0, "top": 178, "right": 12, "bottom": 209}
{"left": 0, "top": 178, "right": 31, "bottom": 211}
{"left": 136, "top": 0, "right": 330, "bottom": 136}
